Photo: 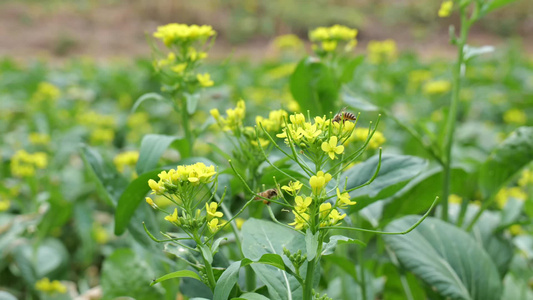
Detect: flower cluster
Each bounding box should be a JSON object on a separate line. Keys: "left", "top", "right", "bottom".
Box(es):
{"left": 276, "top": 113, "right": 356, "bottom": 161}
{"left": 35, "top": 278, "right": 67, "bottom": 294}
{"left": 10, "top": 150, "right": 48, "bottom": 177}
{"left": 503, "top": 108, "right": 527, "bottom": 125}
{"left": 29, "top": 133, "right": 51, "bottom": 146}
{"left": 152, "top": 23, "right": 216, "bottom": 92}
{"left": 211, "top": 100, "right": 246, "bottom": 133}
{"left": 438, "top": 1, "right": 453, "bottom": 18}
{"left": 31, "top": 82, "right": 61, "bottom": 104}
{"left": 147, "top": 162, "right": 223, "bottom": 234}
{"left": 153, "top": 24, "right": 215, "bottom": 47}
{"left": 283, "top": 175, "right": 356, "bottom": 231}
{"left": 77, "top": 111, "right": 117, "bottom": 145}
{"left": 113, "top": 151, "right": 139, "bottom": 173}
{"left": 423, "top": 80, "right": 452, "bottom": 95}
{"left": 309, "top": 25, "right": 358, "bottom": 53}
{"left": 350, "top": 128, "right": 386, "bottom": 149}
{"left": 272, "top": 34, "right": 303, "bottom": 51}
{"left": 367, "top": 40, "right": 398, "bottom": 64}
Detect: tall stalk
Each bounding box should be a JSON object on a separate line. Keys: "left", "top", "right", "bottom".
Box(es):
{"left": 441, "top": 7, "right": 471, "bottom": 221}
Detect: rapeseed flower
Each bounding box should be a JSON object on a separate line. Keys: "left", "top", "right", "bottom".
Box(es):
{"left": 309, "top": 171, "right": 332, "bottom": 196}
{"left": 197, "top": 73, "right": 214, "bottom": 87}
{"left": 367, "top": 40, "right": 397, "bottom": 64}
{"left": 153, "top": 23, "right": 215, "bottom": 47}
{"left": 113, "top": 151, "right": 139, "bottom": 173}
{"left": 35, "top": 278, "right": 67, "bottom": 294}
{"left": 336, "top": 188, "right": 356, "bottom": 208}
{"left": 282, "top": 181, "right": 303, "bottom": 196}
{"left": 438, "top": 1, "right": 453, "bottom": 18}
{"left": 423, "top": 80, "right": 452, "bottom": 95}
{"left": 206, "top": 202, "right": 223, "bottom": 220}
{"left": 503, "top": 109, "right": 526, "bottom": 125}
{"left": 288, "top": 211, "right": 310, "bottom": 230}
{"left": 10, "top": 150, "right": 48, "bottom": 177}
{"left": 321, "top": 136, "right": 344, "bottom": 160}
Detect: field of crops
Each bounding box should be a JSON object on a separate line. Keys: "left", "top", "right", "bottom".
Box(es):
{"left": 1, "top": 1, "right": 532, "bottom": 299}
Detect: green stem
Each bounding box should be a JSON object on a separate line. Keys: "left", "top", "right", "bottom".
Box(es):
{"left": 441, "top": 10, "right": 471, "bottom": 222}
{"left": 202, "top": 255, "right": 217, "bottom": 291}
{"left": 179, "top": 95, "right": 194, "bottom": 156}
{"left": 303, "top": 257, "right": 317, "bottom": 299}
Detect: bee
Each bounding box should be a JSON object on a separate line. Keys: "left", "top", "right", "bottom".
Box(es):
{"left": 255, "top": 188, "right": 278, "bottom": 205}
{"left": 332, "top": 107, "right": 357, "bottom": 123}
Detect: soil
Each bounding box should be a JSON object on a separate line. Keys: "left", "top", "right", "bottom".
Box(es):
{"left": 0, "top": 2, "right": 531, "bottom": 63}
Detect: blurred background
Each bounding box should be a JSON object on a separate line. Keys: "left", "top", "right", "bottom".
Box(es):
{"left": 1, "top": 0, "right": 532, "bottom": 61}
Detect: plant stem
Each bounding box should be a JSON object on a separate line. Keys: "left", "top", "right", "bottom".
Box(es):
{"left": 179, "top": 95, "right": 194, "bottom": 156}
{"left": 303, "top": 258, "right": 317, "bottom": 299}
{"left": 202, "top": 255, "right": 217, "bottom": 291}
{"left": 441, "top": 10, "right": 470, "bottom": 221}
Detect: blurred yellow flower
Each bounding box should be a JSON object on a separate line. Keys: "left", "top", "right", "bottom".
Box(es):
{"left": 272, "top": 34, "right": 303, "bottom": 51}
{"left": 197, "top": 73, "right": 214, "bottom": 87}
{"left": 35, "top": 278, "right": 67, "bottom": 294}
{"left": 438, "top": 1, "right": 454, "bottom": 18}
{"left": 423, "top": 80, "right": 452, "bottom": 95}
{"left": 503, "top": 108, "right": 527, "bottom": 125}
{"left": 113, "top": 151, "right": 139, "bottom": 173}
{"left": 153, "top": 23, "right": 215, "bottom": 47}
{"left": 29, "top": 133, "right": 51, "bottom": 145}
{"left": 367, "top": 40, "right": 397, "bottom": 64}
{"left": 10, "top": 150, "right": 48, "bottom": 177}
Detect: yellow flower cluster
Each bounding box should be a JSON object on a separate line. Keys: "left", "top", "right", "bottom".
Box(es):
{"left": 31, "top": 82, "right": 61, "bottom": 103}
{"left": 276, "top": 113, "right": 355, "bottom": 155}
{"left": 148, "top": 162, "right": 217, "bottom": 195}
{"left": 309, "top": 25, "right": 358, "bottom": 53}
{"left": 197, "top": 73, "right": 214, "bottom": 87}
{"left": 113, "top": 151, "right": 139, "bottom": 173}
{"left": 367, "top": 40, "right": 397, "bottom": 64}
{"left": 438, "top": 1, "right": 453, "bottom": 18}
{"left": 423, "top": 80, "right": 452, "bottom": 95}
{"left": 272, "top": 34, "right": 303, "bottom": 51}
{"left": 519, "top": 169, "right": 533, "bottom": 187}
{"left": 29, "top": 133, "right": 51, "bottom": 145}
{"left": 10, "top": 150, "right": 48, "bottom": 177}
{"left": 210, "top": 100, "right": 246, "bottom": 133}
{"left": 35, "top": 277, "right": 67, "bottom": 294}
{"left": 495, "top": 187, "right": 527, "bottom": 208}
{"left": 153, "top": 24, "right": 216, "bottom": 47}
{"left": 503, "top": 108, "right": 527, "bottom": 125}
{"left": 77, "top": 111, "right": 116, "bottom": 128}
{"left": 206, "top": 201, "right": 224, "bottom": 233}
{"left": 408, "top": 70, "right": 431, "bottom": 92}
{"left": 255, "top": 109, "right": 288, "bottom": 133}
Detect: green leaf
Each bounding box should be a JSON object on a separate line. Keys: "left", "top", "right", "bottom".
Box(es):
{"left": 305, "top": 229, "right": 318, "bottom": 261}
{"left": 214, "top": 260, "right": 247, "bottom": 300}
{"left": 464, "top": 45, "right": 494, "bottom": 61}
{"left": 383, "top": 165, "right": 474, "bottom": 220}
{"left": 114, "top": 168, "right": 164, "bottom": 235}
{"left": 80, "top": 144, "right": 127, "bottom": 207}
{"left": 290, "top": 57, "right": 339, "bottom": 116}
{"left": 151, "top": 270, "right": 202, "bottom": 286}
{"left": 384, "top": 216, "right": 502, "bottom": 300}
{"left": 0, "top": 291, "right": 17, "bottom": 300}
{"left": 343, "top": 154, "right": 427, "bottom": 209}
{"left": 131, "top": 92, "right": 168, "bottom": 113}
{"left": 479, "top": 127, "right": 533, "bottom": 199}
{"left": 101, "top": 248, "right": 163, "bottom": 298}
{"left": 340, "top": 55, "right": 364, "bottom": 83}
{"left": 321, "top": 235, "right": 365, "bottom": 256}
{"left": 242, "top": 218, "right": 305, "bottom": 300}
{"left": 136, "top": 134, "right": 180, "bottom": 174}
{"left": 342, "top": 92, "right": 379, "bottom": 112}
{"left": 481, "top": 0, "right": 518, "bottom": 17}
{"left": 232, "top": 292, "right": 271, "bottom": 300}
{"left": 186, "top": 92, "right": 200, "bottom": 115}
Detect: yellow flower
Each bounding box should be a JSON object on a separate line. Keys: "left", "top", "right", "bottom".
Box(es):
{"left": 309, "top": 171, "right": 332, "bottom": 195}
{"left": 369, "top": 131, "right": 386, "bottom": 149}
{"left": 438, "top": 1, "right": 453, "bottom": 18}
{"left": 423, "top": 80, "right": 452, "bottom": 95}
{"left": 235, "top": 218, "right": 245, "bottom": 230}
{"left": 503, "top": 109, "right": 527, "bottom": 125}
{"left": 29, "top": 133, "right": 51, "bottom": 145}
{"left": 10, "top": 150, "right": 48, "bottom": 177}
{"left": 0, "top": 199, "right": 10, "bottom": 212}
{"left": 148, "top": 179, "right": 165, "bottom": 194}
{"left": 322, "top": 40, "right": 337, "bottom": 52}
{"left": 509, "top": 224, "right": 525, "bottom": 236}
{"left": 31, "top": 82, "right": 61, "bottom": 103}
{"left": 90, "top": 128, "right": 115, "bottom": 144}
{"left": 518, "top": 169, "right": 533, "bottom": 187}
{"left": 208, "top": 218, "right": 221, "bottom": 233}
{"left": 367, "top": 40, "right": 397, "bottom": 64}
{"left": 336, "top": 188, "right": 356, "bottom": 208}
{"left": 281, "top": 181, "right": 303, "bottom": 196}
{"left": 35, "top": 278, "right": 67, "bottom": 294}
{"left": 197, "top": 73, "right": 214, "bottom": 87}
{"left": 206, "top": 202, "right": 223, "bottom": 220}
{"left": 294, "top": 196, "right": 312, "bottom": 213}
{"left": 321, "top": 136, "right": 344, "bottom": 160}
{"left": 309, "top": 25, "right": 357, "bottom": 42}
{"left": 448, "top": 194, "right": 462, "bottom": 204}
{"left": 210, "top": 108, "right": 221, "bottom": 121}
{"left": 153, "top": 23, "right": 215, "bottom": 47}
{"left": 319, "top": 202, "right": 332, "bottom": 218}
{"left": 328, "top": 209, "right": 346, "bottom": 225}
{"left": 273, "top": 34, "right": 303, "bottom": 50}
{"left": 113, "top": 151, "right": 139, "bottom": 173}
{"left": 171, "top": 63, "right": 187, "bottom": 74}
{"left": 165, "top": 208, "right": 179, "bottom": 223}
{"left": 288, "top": 210, "right": 310, "bottom": 230}
{"left": 145, "top": 197, "right": 157, "bottom": 209}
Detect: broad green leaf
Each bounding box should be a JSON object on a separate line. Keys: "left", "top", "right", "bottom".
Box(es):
{"left": 383, "top": 165, "right": 474, "bottom": 220}
{"left": 136, "top": 134, "right": 179, "bottom": 174}
{"left": 384, "top": 216, "right": 502, "bottom": 300}
{"left": 342, "top": 92, "right": 379, "bottom": 112}
{"left": 464, "top": 45, "right": 494, "bottom": 61}
{"left": 322, "top": 255, "right": 357, "bottom": 280}
{"left": 479, "top": 127, "right": 533, "bottom": 199}
{"left": 101, "top": 249, "right": 163, "bottom": 298}
{"left": 0, "top": 291, "right": 17, "bottom": 300}
{"left": 131, "top": 92, "right": 168, "bottom": 113}
{"left": 214, "top": 260, "right": 243, "bottom": 300}
{"left": 343, "top": 154, "right": 427, "bottom": 209}
{"left": 321, "top": 235, "right": 365, "bottom": 256}
{"left": 242, "top": 218, "right": 305, "bottom": 300}
{"left": 232, "top": 293, "right": 270, "bottom": 300}
{"left": 13, "top": 238, "right": 69, "bottom": 284}
{"left": 305, "top": 230, "right": 318, "bottom": 261}
{"left": 151, "top": 270, "right": 202, "bottom": 286}
{"left": 80, "top": 145, "right": 127, "bottom": 207}
{"left": 340, "top": 55, "right": 364, "bottom": 83}
{"left": 481, "top": 0, "right": 518, "bottom": 17}
{"left": 290, "top": 57, "right": 339, "bottom": 116}
{"left": 114, "top": 168, "right": 163, "bottom": 235}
